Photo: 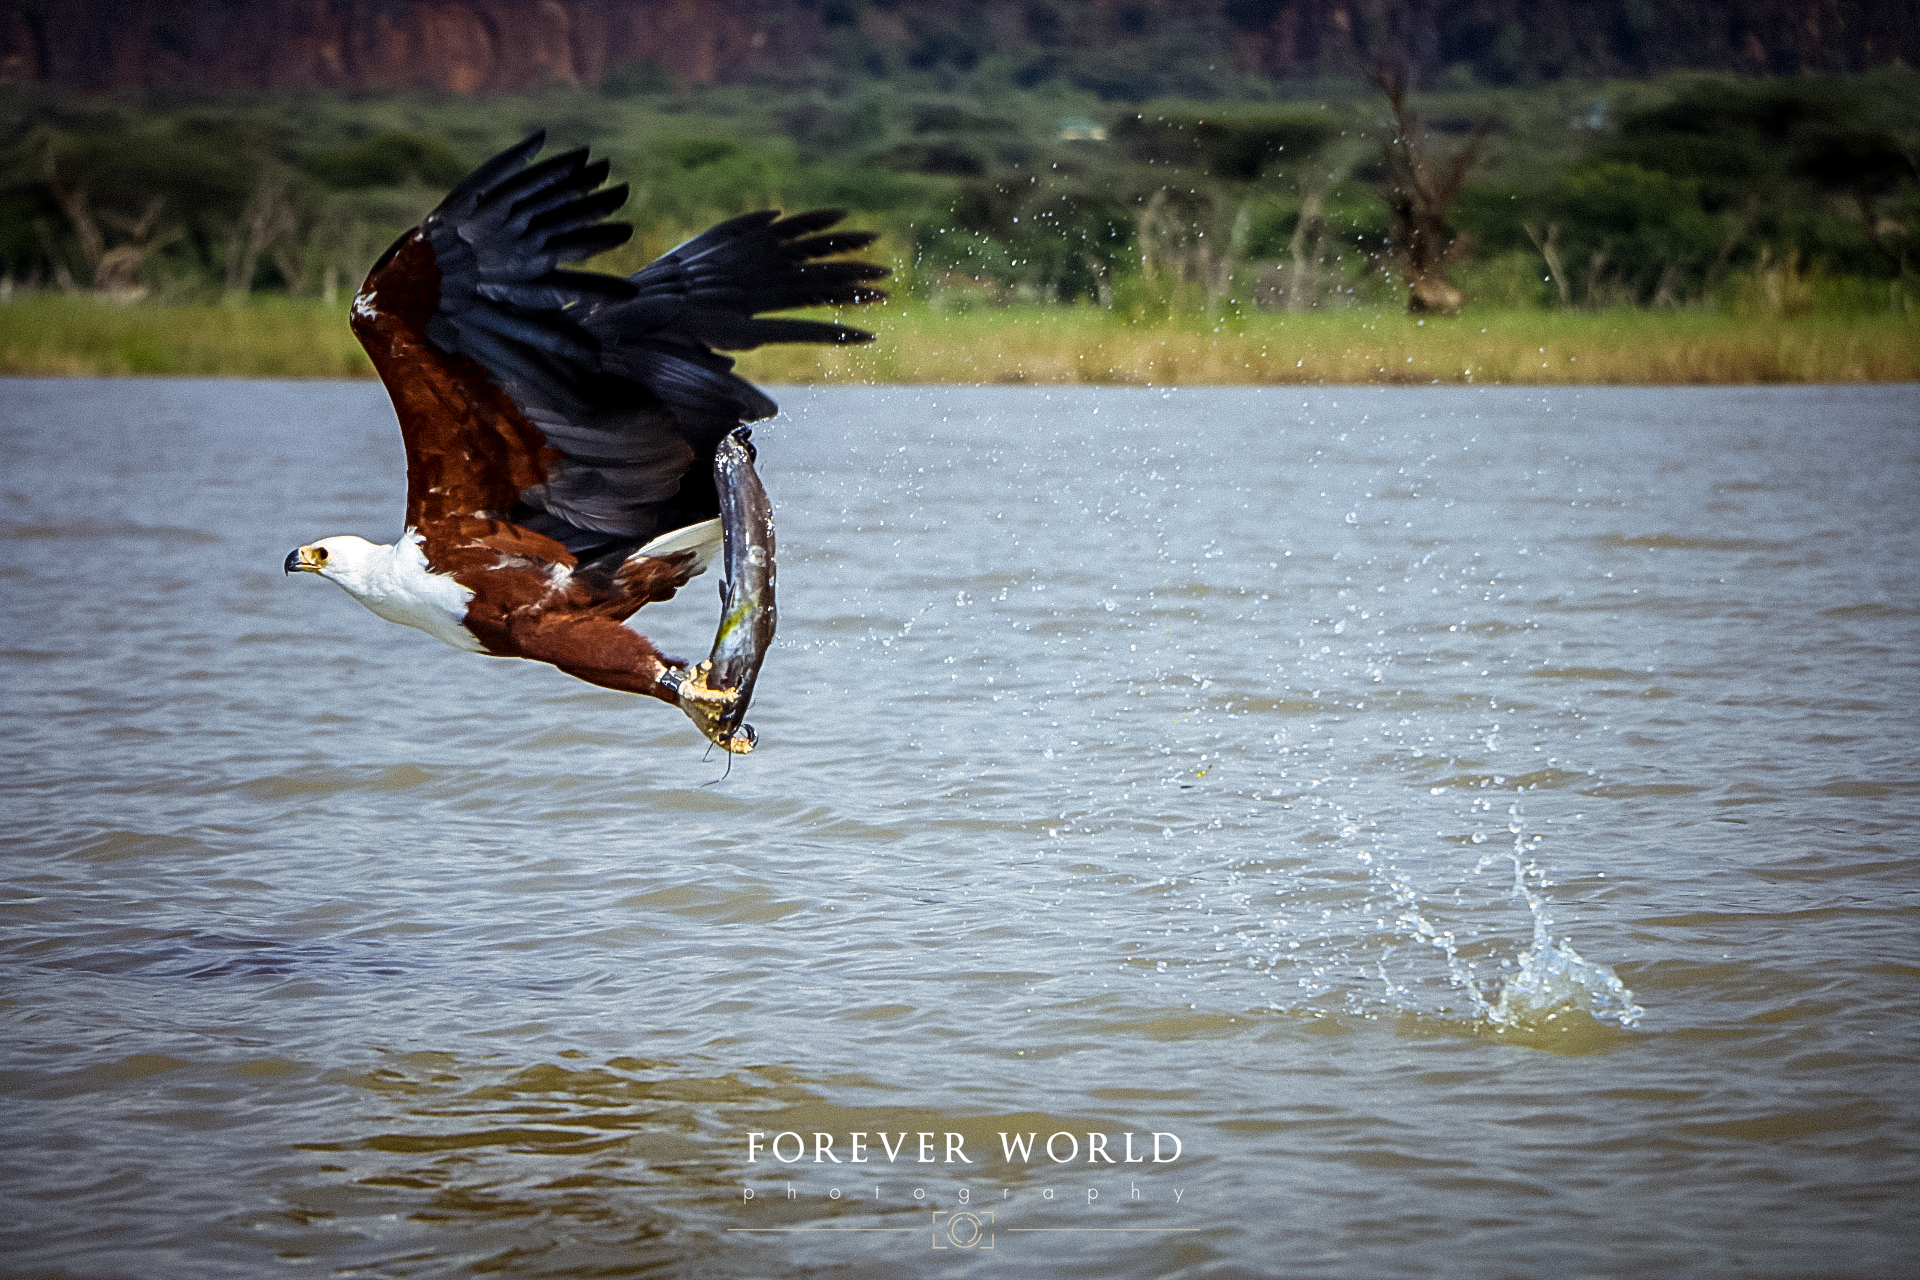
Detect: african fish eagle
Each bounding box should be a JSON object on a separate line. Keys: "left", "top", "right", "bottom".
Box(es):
{"left": 286, "top": 132, "right": 886, "bottom": 751}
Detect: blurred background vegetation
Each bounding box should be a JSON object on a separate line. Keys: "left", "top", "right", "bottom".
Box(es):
{"left": 1, "top": 0, "right": 1916, "bottom": 379}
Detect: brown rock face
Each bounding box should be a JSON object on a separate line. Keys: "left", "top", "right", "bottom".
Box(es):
{"left": 3, "top": 0, "right": 1912, "bottom": 95}
{"left": 0, "top": 0, "right": 805, "bottom": 93}
{"left": 1221, "top": 0, "right": 1916, "bottom": 81}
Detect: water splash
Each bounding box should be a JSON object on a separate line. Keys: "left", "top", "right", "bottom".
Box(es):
{"left": 1372, "top": 804, "right": 1643, "bottom": 1032}
{"left": 1479, "top": 806, "right": 1644, "bottom": 1030}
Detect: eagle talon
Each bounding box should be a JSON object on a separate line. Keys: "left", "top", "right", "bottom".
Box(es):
{"left": 669, "top": 661, "right": 755, "bottom": 753}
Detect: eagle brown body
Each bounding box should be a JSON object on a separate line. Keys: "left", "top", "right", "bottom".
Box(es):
{"left": 288, "top": 132, "right": 885, "bottom": 744}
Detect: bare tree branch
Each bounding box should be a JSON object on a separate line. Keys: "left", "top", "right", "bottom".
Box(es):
{"left": 42, "top": 151, "right": 178, "bottom": 299}
{"left": 1366, "top": 58, "right": 1489, "bottom": 315}
{"left": 42, "top": 150, "right": 105, "bottom": 284}
{"left": 1523, "top": 222, "right": 1570, "bottom": 307}
{"left": 224, "top": 168, "right": 299, "bottom": 300}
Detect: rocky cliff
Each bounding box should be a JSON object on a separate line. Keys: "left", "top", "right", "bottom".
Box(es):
{"left": 1, "top": 0, "right": 798, "bottom": 93}
{"left": 4, "top": 0, "right": 1913, "bottom": 95}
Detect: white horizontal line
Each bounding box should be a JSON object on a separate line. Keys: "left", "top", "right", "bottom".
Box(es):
{"left": 1005, "top": 1227, "right": 1203, "bottom": 1232}
{"left": 725, "top": 1227, "right": 920, "bottom": 1233}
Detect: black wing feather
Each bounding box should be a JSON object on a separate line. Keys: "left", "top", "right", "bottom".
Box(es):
{"left": 434, "top": 132, "right": 546, "bottom": 219}
{"left": 412, "top": 133, "right": 886, "bottom": 561}
{"left": 530, "top": 185, "right": 629, "bottom": 235}
{"left": 544, "top": 224, "right": 634, "bottom": 260}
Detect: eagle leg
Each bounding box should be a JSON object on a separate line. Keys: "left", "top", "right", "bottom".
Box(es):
{"left": 495, "top": 610, "right": 685, "bottom": 704}
{"left": 663, "top": 661, "right": 755, "bottom": 755}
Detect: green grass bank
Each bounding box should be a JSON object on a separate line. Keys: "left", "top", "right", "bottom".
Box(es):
{"left": 2, "top": 294, "right": 1915, "bottom": 385}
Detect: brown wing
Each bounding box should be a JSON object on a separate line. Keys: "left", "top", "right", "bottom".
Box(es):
{"left": 350, "top": 228, "right": 559, "bottom": 535}
{"left": 348, "top": 131, "right": 887, "bottom": 576}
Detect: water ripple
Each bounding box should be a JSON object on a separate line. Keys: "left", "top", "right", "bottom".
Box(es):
{"left": 2, "top": 381, "right": 1916, "bottom": 1278}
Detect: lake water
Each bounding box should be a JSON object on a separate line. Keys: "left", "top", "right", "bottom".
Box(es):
{"left": 2, "top": 379, "right": 1916, "bottom": 1278}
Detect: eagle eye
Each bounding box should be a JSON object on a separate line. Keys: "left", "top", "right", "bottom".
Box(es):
{"left": 313, "top": 547, "right": 329, "bottom": 563}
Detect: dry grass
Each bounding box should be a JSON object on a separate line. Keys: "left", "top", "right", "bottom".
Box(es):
{"left": 0, "top": 294, "right": 371, "bottom": 378}
{"left": 3, "top": 293, "right": 1915, "bottom": 384}
{"left": 738, "top": 305, "right": 1920, "bottom": 386}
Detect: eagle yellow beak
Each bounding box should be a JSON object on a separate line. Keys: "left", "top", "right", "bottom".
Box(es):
{"left": 285, "top": 545, "right": 324, "bottom": 574}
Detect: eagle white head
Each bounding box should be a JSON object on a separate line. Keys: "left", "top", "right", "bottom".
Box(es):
{"left": 284, "top": 533, "right": 481, "bottom": 652}
{"left": 284, "top": 535, "right": 386, "bottom": 589}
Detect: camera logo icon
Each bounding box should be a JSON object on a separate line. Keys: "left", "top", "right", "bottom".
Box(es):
{"left": 931, "top": 1209, "right": 995, "bottom": 1250}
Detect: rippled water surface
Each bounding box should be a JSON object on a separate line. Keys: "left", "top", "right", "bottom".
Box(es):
{"left": 3, "top": 380, "right": 1918, "bottom": 1278}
